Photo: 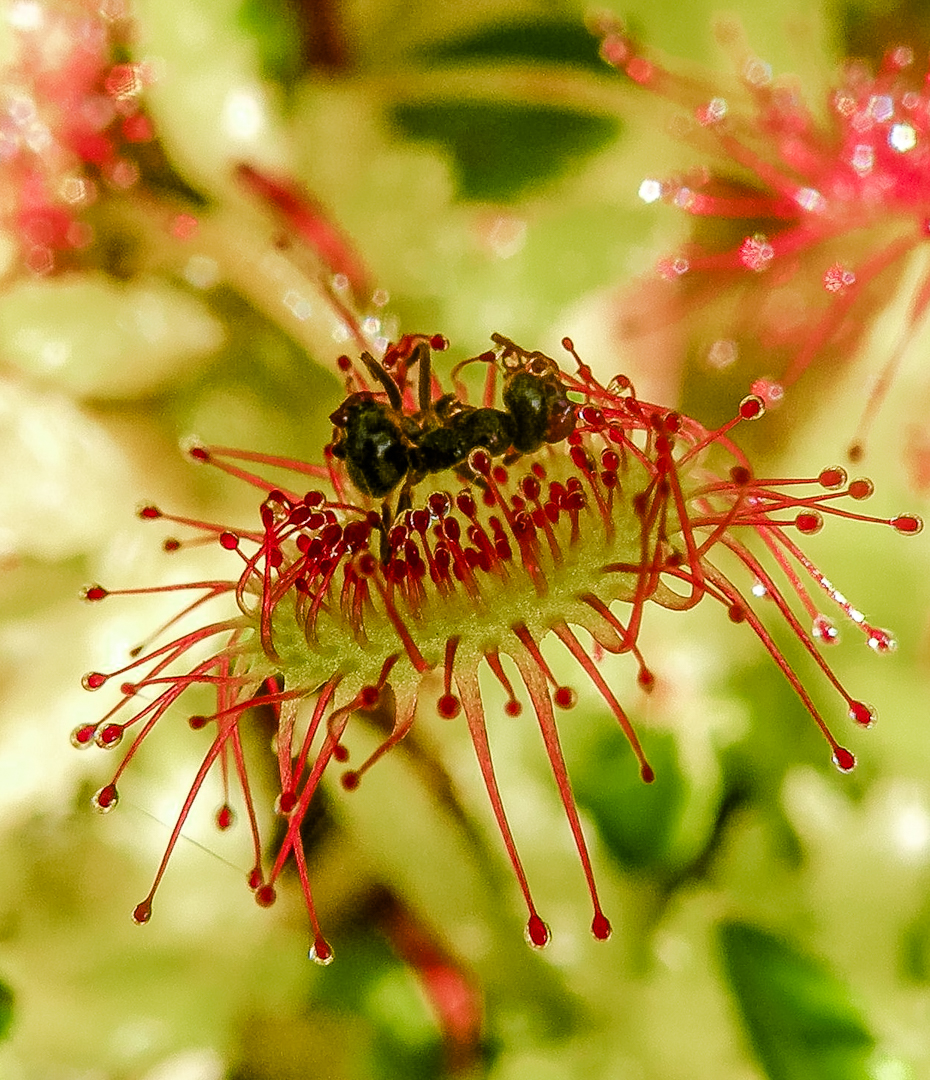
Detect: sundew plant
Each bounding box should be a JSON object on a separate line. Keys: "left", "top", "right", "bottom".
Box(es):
{"left": 1, "top": 1, "right": 930, "bottom": 1079}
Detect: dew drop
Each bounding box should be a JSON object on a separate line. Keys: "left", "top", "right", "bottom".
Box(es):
{"left": 437, "top": 694, "right": 461, "bottom": 719}
{"left": 247, "top": 867, "right": 263, "bottom": 891}
{"left": 216, "top": 804, "right": 235, "bottom": 830}
{"left": 738, "top": 394, "right": 765, "bottom": 421}
{"left": 848, "top": 478, "right": 874, "bottom": 500}
{"left": 309, "top": 936, "right": 335, "bottom": 965}
{"left": 637, "top": 668, "right": 656, "bottom": 691}
{"left": 795, "top": 511, "right": 823, "bottom": 535}
{"left": 591, "top": 912, "right": 612, "bottom": 941}
{"left": 867, "top": 628, "right": 896, "bottom": 654}
{"left": 70, "top": 724, "right": 96, "bottom": 748}
{"left": 525, "top": 914, "right": 550, "bottom": 949}
{"left": 891, "top": 514, "right": 923, "bottom": 534}
{"left": 82, "top": 672, "right": 107, "bottom": 691}
{"left": 848, "top": 701, "right": 875, "bottom": 727}
{"left": 275, "top": 791, "right": 297, "bottom": 814}
{"left": 812, "top": 614, "right": 840, "bottom": 644}
{"left": 92, "top": 783, "right": 119, "bottom": 813}
{"left": 81, "top": 584, "right": 108, "bottom": 602}
{"left": 95, "top": 724, "right": 123, "bottom": 749}
{"left": 132, "top": 900, "right": 152, "bottom": 925}
{"left": 818, "top": 466, "right": 847, "bottom": 489}
{"left": 255, "top": 883, "right": 277, "bottom": 907}
{"left": 832, "top": 747, "right": 857, "bottom": 772}
{"left": 553, "top": 686, "right": 577, "bottom": 709}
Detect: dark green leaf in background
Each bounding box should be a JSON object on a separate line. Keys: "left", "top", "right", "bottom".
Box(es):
{"left": 0, "top": 978, "right": 12, "bottom": 1042}
{"left": 424, "top": 18, "right": 608, "bottom": 72}
{"left": 390, "top": 102, "right": 618, "bottom": 202}
{"left": 573, "top": 729, "right": 688, "bottom": 876}
{"left": 718, "top": 921, "right": 874, "bottom": 1080}
{"left": 239, "top": 0, "right": 305, "bottom": 87}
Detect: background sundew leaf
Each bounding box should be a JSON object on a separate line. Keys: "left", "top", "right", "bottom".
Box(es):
{"left": 389, "top": 102, "right": 619, "bottom": 201}
{"left": 718, "top": 921, "right": 875, "bottom": 1080}
{"left": 422, "top": 17, "right": 608, "bottom": 71}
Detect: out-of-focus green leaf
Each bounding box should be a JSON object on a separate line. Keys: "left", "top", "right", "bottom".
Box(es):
{"left": 0, "top": 979, "right": 12, "bottom": 1041}
{"left": 424, "top": 17, "right": 607, "bottom": 71}
{"left": 311, "top": 929, "right": 446, "bottom": 1080}
{"left": 718, "top": 920, "right": 874, "bottom": 1080}
{"left": 238, "top": 0, "right": 304, "bottom": 87}
{"left": 390, "top": 102, "right": 618, "bottom": 201}
{"left": 574, "top": 729, "right": 687, "bottom": 874}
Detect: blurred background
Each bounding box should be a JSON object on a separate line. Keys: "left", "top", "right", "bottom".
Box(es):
{"left": 1, "top": 0, "right": 930, "bottom": 1076}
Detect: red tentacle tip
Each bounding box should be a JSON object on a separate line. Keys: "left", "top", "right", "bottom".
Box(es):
{"left": 818, "top": 466, "right": 847, "bottom": 489}
{"left": 137, "top": 504, "right": 161, "bottom": 519}
{"left": 832, "top": 747, "right": 857, "bottom": 773}
{"left": 738, "top": 394, "right": 765, "bottom": 421}
{"left": 341, "top": 770, "right": 360, "bottom": 791}
{"left": 187, "top": 445, "right": 210, "bottom": 463}
{"left": 848, "top": 701, "right": 876, "bottom": 728}
{"left": 591, "top": 912, "right": 613, "bottom": 941}
{"left": 82, "top": 671, "right": 107, "bottom": 691}
{"left": 247, "top": 867, "right": 263, "bottom": 891}
{"left": 216, "top": 804, "right": 235, "bottom": 830}
{"left": 275, "top": 791, "right": 297, "bottom": 814}
{"left": 553, "top": 686, "right": 577, "bottom": 709}
{"left": 91, "top": 783, "right": 119, "bottom": 813}
{"left": 255, "top": 883, "right": 277, "bottom": 907}
{"left": 640, "top": 763, "right": 656, "bottom": 784}
{"left": 437, "top": 693, "right": 461, "bottom": 719}
{"left": 891, "top": 515, "right": 923, "bottom": 535}
{"left": 637, "top": 669, "right": 655, "bottom": 692}
{"left": 95, "top": 723, "right": 123, "bottom": 749}
{"left": 525, "top": 914, "right": 551, "bottom": 949}
{"left": 132, "top": 900, "right": 152, "bottom": 925}
{"left": 70, "top": 724, "right": 96, "bottom": 748}
{"left": 81, "top": 584, "right": 108, "bottom": 602}
{"left": 220, "top": 531, "right": 239, "bottom": 550}
{"left": 309, "top": 936, "right": 335, "bottom": 966}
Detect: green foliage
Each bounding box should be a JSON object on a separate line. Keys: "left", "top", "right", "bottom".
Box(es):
{"left": 424, "top": 17, "right": 608, "bottom": 71}
{"left": 0, "top": 979, "right": 12, "bottom": 1042}
{"left": 574, "top": 729, "right": 688, "bottom": 874}
{"left": 238, "top": 0, "right": 304, "bottom": 88}
{"left": 390, "top": 102, "right": 618, "bottom": 201}
{"left": 719, "top": 921, "right": 874, "bottom": 1080}
{"left": 310, "top": 929, "right": 448, "bottom": 1080}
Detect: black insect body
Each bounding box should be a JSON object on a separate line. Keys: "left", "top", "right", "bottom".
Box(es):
{"left": 329, "top": 394, "right": 409, "bottom": 499}
{"left": 503, "top": 369, "right": 576, "bottom": 453}
{"left": 410, "top": 405, "right": 515, "bottom": 475}
{"left": 329, "top": 335, "right": 579, "bottom": 512}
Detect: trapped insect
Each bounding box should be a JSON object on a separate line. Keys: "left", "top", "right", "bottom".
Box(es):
{"left": 328, "top": 334, "right": 577, "bottom": 517}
